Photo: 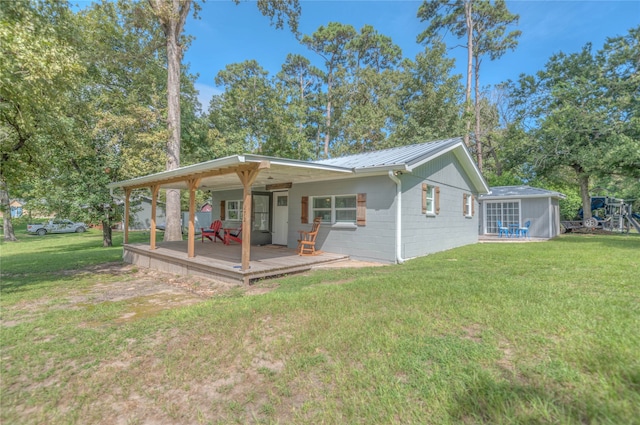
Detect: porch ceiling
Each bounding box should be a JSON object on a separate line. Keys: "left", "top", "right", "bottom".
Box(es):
{"left": 107, "top": 155, "right": 353, "bottom": 192}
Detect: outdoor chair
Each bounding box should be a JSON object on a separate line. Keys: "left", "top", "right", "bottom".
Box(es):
{"left": 223, "top": 225, "right": 242, "bottom": 245}
{"left": 201, "top": 220, "right": 223, "bottom": 243}
{"left": 496, "top": 220, "right": 510, "bottom": 238}
{"left": 297, "top": 217, "right": 322, "bottom": 256}
{"left": 519, "top": 220, "right": 531, "bottom": 238}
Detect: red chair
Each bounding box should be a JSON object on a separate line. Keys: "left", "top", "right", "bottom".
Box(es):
{"left": 223, "top": 225, "right": 242, "bottom": 245}
{"left": 201, "top": 220, "right": 223, "bottom": 243}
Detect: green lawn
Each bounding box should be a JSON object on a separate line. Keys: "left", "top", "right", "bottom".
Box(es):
{"left": 1, "top": 224, "right": 639, "bottom": 424}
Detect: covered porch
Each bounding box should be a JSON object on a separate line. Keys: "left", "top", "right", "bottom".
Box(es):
{"left": 108, "top": 154, "right": 354, "bottom": 283}
{"left": 124, "top": 241, "right": 349, "bottom": 285}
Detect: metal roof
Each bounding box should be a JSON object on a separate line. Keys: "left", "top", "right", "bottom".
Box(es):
{"left": 480, "top": 185, "right": 566, "bottom": 200}
{"left": 314, "top": 137, "right": 462, "bottom": 170}
{"left": 107, "top": 137, "right": 488, "bottom": 194}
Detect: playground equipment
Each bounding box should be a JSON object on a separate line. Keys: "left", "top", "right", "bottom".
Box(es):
{"left": 561, "top": 195, "right": 640, "bottom": 233}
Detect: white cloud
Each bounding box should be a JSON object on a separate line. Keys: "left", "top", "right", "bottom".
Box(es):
{"left": 195, "top": 83, "right": 222, "bottom": 111}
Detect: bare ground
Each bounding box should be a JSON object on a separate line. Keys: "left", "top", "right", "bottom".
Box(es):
{"left": 2, "top": 260, "right": 385, "bottom": 424}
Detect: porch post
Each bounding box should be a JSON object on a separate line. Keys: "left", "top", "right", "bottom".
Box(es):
{"left": 150, "top": 184, "right": 160, "bottom": 250}
{"left": 124, "top": 188, "right": 131, "bottom": 244}
{"left": 236, "top": 161, "right": 270, "bottom": 272}
{"left": 187, "top": 178, "right": 201, "bottom": 258}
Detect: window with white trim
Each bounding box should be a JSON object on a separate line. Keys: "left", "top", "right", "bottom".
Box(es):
{"left": 226, "top": 200, "right": 243, "bottom": 220}
{"left": 464, "top": 193, "right": 473, "bottom": 217}
{"left": 311, "top": 195, "right": 357, "bottom": 224}
{"left": 486, "top": 201, "right": 520, "bottom": 233}
{"left": 425, "top": 186, "right": 435, "bottom": 215}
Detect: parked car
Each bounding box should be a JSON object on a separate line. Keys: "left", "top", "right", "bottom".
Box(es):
{"left": 27, "top": 219, "right": 87, "bottom": 236}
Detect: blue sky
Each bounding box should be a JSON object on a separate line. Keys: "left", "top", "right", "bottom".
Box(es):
{"left": 184, "top": 1, "right": 639, "bottom": 108}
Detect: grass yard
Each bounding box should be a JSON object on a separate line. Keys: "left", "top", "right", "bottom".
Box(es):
{"left": 1, "top": 225, "right": 639, "bottom": 424}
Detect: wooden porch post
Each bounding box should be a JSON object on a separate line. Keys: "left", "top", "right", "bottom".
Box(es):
{"left": 236, "top": 161, "right": 270, "bottom": 272}
{"left": 124, "top": 188, "right": 131, "bottom": 244}
{"left": 187, "top": 178, "right": 201, "bottom": 258}
{"left": 150, "top": 184, "right": 160, "bottom": 250}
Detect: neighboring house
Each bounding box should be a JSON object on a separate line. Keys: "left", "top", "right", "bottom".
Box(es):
{"left": 207, "top": 137, "right": 489, "bottom": 263}
{"left": 0, "top": 199, "right": 27, "bottom": 219}
{"left": 478, "top": 185, "right": 566, "bottom": 239}
{"left": 114, "top": 196, "right": 167, "bottom": 230}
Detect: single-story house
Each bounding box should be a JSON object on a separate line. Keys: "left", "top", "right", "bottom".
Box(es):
{"left": 109, "top": 137, "right": 488, "bottom": 269}
{"left": 478, "top": 185, "right": 566, "bottom": 239}
{"left": 113, "top": 195, "right": 167, "bottom": 230}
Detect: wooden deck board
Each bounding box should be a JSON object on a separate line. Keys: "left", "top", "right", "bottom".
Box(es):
{"left": 123, "top": 242, "right": 349, "bottom": 284}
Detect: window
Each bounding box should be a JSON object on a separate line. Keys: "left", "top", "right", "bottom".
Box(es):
{"left": 335, "top": 195, "right": 357, "bottom": 223}
{"left": 463, "top": 193, "right": 474, "bottom": 217}
{"left": 252, "top": 194, "right": 270, "bottom": 231}
{"left": 277, "top": 195, "right": 288, "bottom": 207}
{"left": 422, "top": 183, "right": 440, "bottom": 215}
{"left": 426, "top": 187, "right": 435, "bottom": 214}
{"left": 226, "top": 200, "right": 243, "bottom": 220}
{"left": 311, "top": 195, "right": 357, "bottom": 224}
{"left": 486, "top": 201, "right": 520, "bottom": 233}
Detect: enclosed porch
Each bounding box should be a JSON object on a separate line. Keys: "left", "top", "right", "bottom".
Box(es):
{"left": 123, "top": 241, "right": 349, "bottom": 285}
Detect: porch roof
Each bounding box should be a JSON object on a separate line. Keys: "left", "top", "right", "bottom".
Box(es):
{"left": 107, "top": 154, "right": 353, "bottom": 192}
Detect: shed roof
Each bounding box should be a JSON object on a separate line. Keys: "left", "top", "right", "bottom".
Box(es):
{"left": 480, "top": 185, "right": 566, "bottom": 200}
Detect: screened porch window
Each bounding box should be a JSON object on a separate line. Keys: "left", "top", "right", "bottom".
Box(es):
{"left": 486, "top": 201, "right": 520, "bottom": 233}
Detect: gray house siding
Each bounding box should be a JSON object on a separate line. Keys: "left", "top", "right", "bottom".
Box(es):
{"left": 401, "top": 152, "right": 480, "bottom": 259}
{"left": 479, "top": 196, "right": 563, "bottom": 239}
{"left": 522, "top": 198, "right": 551, "bottom": 238}
{"left": 287, "top": 150, "right": 481, "bottom": 263}
{"left": 128, "top": 199, "right": 166, "bottom": 230}
{"left": 289, "top": 176, "right": 398, "bottom": 263}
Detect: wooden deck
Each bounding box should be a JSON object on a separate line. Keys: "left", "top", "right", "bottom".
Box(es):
{"left": 123, "top": 241, "right": 349, "bottom": 284}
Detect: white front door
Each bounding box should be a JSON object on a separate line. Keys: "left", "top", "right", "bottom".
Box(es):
{"left": 272, "top": 191, "right": 289, "bottom": 245}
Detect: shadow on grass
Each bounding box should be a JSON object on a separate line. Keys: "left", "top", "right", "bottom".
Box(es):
{"left": 0, "top": 273, "right": 82, "bottom": 296}
{"left": 1, "top": 235, "right": 125, "bottom": 293}
{"left": 557, "top": 233, "right": 640, "bottom": 250}
{"left": 450, "top": 370, "right": 627, "bottom": 424}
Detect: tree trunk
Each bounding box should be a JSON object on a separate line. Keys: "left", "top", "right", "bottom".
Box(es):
{"left": 575, "top": 166, "right": 592, "bottom": 220}
{"left": 102, "top": 219, "right": 113, "bottom": 247}
{"left": 463, "top": 0, "right": 473, "bottom": 149}
{"left": 159, "top": 0, "right": 190, "bottom": 242}
{"left": 474, "top": 57, "right": 483, "bottom": 172}
{"left": 0, "top": 176, "right": 17, "bottom": 242}
{"left": 324, "top": 98, "right": 331, "bottom": 157}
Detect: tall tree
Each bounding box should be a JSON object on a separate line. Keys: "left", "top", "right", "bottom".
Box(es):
{"left": 0, "top": 0, "right": 83, "bottom": 241}
{"left": 507, "top": 27, "right": 640, "bottom": 220}
{"left": 390, "top": 42, "right": 464, "bottom": 145}
{"left": 148, "top": 0, "right": 300, "bottom": 240}
{"left": 213, "top": 60, "right": 276, "bottom": 154}
{"left": 417, "top": 0, "right": 520, "bottom": 171}
{"left": 301, "top": 22, "right": 356, "bottom": 157}
{"left": 417, "top": 0, "right": 474, "bottom": 149}
{"left": 147, "top": 0, "right": 192, "bottom": 241}
{"left": 338, "top": 25, "right": 402, "bottom": 154}
{"left": 470, "top": 0, "right": 520, "bottom": 171}
{"left": 275, "top": 53, "right": 323, "bottom": 159}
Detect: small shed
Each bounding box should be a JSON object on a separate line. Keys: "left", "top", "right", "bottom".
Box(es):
{"left": 10, "top": 199, "right": 24, "bottom": 218}
{"left": 478, "top": 186, "right": 566, "bottom": 239}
